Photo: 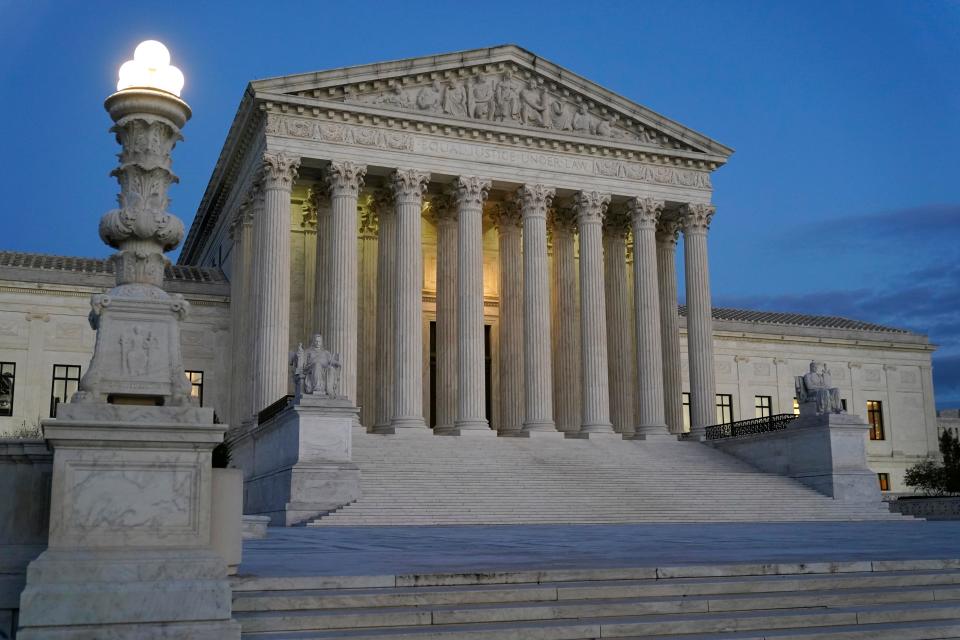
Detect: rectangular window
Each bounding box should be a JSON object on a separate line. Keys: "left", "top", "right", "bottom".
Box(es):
{"left": 792, "top": 398, "right": 800, "bottom": 416}
{"left": 754, "top": 395, "right": 772, "bottom": 419}
{"left": 682, "top": 392, "right": 691, "bottom": 432}
{"left": 0, "top": 362, "right": 15, "bottom": 417}
{"left": 50, "top": 364, "right": 81, "bottom": 417}
{"left": 716, "top": 394, "right": 734, "bottom": 424}
{"left": 867, "top": 400, "right": 884, "bottom": 440}
{"left": 878, "top": 473, "right": 890, "bottom": 492}
{"left": 186, "top": 370, "right": 204, "bottom": 406}
{"left": 841, "top": 398, "right": 848, "bottom": 412}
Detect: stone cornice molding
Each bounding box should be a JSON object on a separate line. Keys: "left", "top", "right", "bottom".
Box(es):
{"left": 324, "top": 160, "right": 367, "bottom": 197}
{"left": 573, "top": 190, "right": 610, "bottom": 225}
{"left": 515, "top": 184, "right": 555, "bottom": 220}
{"left": 390, "top": 168, "right": 430, "bottom": 204}
{"left": 679, "top": 202, "right": 715, "bottom": 234}
{"left": 626, "top": 196, "right": 664, "bottom": 232}
{"left": 261, "top": 151, "right": 300, "bottom": 190}
{"left": 451, "top": 176, "right": 492, "bottom": 211}
{"left": 655, "top": 218, "right": 681, "bottom": 246}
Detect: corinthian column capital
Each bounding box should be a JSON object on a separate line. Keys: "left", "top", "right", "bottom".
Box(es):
{"left": 452, "top": 176, "right": 492, "bottom": 209}
{"left": 516, "top": 184, "right": 556, "bottom": 219}
{"left": 324, "top": 160, "right": 367, "bottom": 196}
{"left": 490, "top": 200, "right": 522, "bottom": 231}
{"left": 573, "top": 190, "right": 610, "bottom": 224}
{"left": 656, "top": 218, "right": 681, "bottom": 245}
{"left": 626, "top": 196, "right": 664, "bottom": 231}
{"left": 261, "top": 151, "right": 300, "bottom": 190}
{"left": 603, "top": 206, "right": 632, "bottom": 239}
{"left": 390, "top": 168, "right": 431, "bottom": 204}
{"left": 549, "top": 203, "right": 578, "bottom": 234}
{"left": 679, "top": 202, "right": 716, "bottom": 233}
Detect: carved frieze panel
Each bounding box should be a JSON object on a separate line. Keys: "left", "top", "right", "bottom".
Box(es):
{"left": 266, "top": 115, "right": 414, "bottom": 152}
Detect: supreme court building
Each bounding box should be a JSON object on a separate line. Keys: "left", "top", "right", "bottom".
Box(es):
{"left": 0, "top": 46, "right": 943, "bottom": 491}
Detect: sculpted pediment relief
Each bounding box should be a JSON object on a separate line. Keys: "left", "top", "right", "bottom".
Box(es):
{"left": 341, "top": 70, "right": 656, "bottom": 147}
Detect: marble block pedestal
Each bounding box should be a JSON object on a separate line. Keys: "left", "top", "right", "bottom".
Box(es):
{"left": 709, "top": 412, "right": 882, "bottom": 504}
{"left": 17, "top": 403, "right": 239, "bottom": 639}
{"left": 234, "top": 396, "right": 361, "bottom": 526}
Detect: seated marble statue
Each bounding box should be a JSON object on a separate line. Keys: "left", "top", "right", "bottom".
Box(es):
{"left": 291, "top": 333, "right": 343, "bottom": 399}
{"left": 795, "top": 361, "right": 845, "bottom": 415}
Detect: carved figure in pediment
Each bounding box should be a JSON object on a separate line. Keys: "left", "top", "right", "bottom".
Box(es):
{"left": 520, "top": 80, "right": 545, "bottom": 127}
{"left": 494, "top": 72, "right": 522, "bottom": 122}
{"left": 442, "top": 81, "right": 468, "bottom": 117}
{"left": 379, "top": 85, "right": 411, "bottom": 109}
{"left": 545, "top": 94, "right": 574, "bottom": 131}
{"left": 573, "top": 105, "right": 592, "bottom": 134}
{"left": 469, "top": 75, "right": 494, "bottom": 120}
{"left": 416, "top": 80, "right": 443, "bottom": 114}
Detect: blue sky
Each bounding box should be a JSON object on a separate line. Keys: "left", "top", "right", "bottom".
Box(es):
{"left": 1, "top": 0, "right": 958, "bottom": 406}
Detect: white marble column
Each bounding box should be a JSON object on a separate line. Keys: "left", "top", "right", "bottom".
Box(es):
{"left": 656, "top": 218, "right": 684, "bottom": 434}
{"left": 627, "top": 197, "right": 670, "bottom": 438}
{"left": 310, "top": 185, "right": 331, "bottom": 341}
{"left": 228, "top": 199, "right": 253, "bottom": 426}
{"left": 251, "top": 151, "right": 299, "bottom": 415}
{"left": 574, "top": 190, "right": 615, "bottom": 435}
{"left": 389, "top": 168, "right": 431, "bottom": 431}
{"left": 453, "top": 177, "right": 493, "bottom": 433}
{"left": 515, "top": 184, "right": 559, "bottom": 434}
{"left": 549, "top": 206, "right": 581, "bottom": 433}
{"left": 681, "top": 203, "right": 718, "bottom": 438}
{"left": 492, "top": 202, "right": 524, "bottom": 434}
{"left": 603, "top": 208, "right": 634, "bottom": 436}
{"left": 322, "top": 161, "right": 366, "bottom": 405}
{"left": 357, "top": 198, "right": 379, "bottom": 428}
{"left": 372, "top": 189, "right": 396, "bottom": 431}
{"left": 432, "top": 194, "right": 459, "bottom": 433}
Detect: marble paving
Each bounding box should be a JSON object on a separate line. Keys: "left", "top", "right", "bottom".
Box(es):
{"left": 239, "top": 520, "right": 960, "bottom": 577}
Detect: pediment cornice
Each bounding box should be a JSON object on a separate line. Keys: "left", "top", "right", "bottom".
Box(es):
{"left": 251, "top": 45, "right": 733, "bottom": 161}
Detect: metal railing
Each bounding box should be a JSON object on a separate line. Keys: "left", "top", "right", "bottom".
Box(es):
{"left": 704, "top": 413, "right": 798, "bottom": 440}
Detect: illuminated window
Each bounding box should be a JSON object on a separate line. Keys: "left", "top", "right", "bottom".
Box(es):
{"left": 0, "top": 362, "right": 15, "bottom": 417}
{"left": 867, "top": 400, "right": 884, "bottom": 440}
{"left": 716, "top": 394, "right": 734, "bottom": 424}
{"left": 792, "top": 398, "right": 800, "bottom": 415}
{"left": 755, "top": 395, "right": 772, "bottom": 418}
{"left": 682, "top": 392, "right": 691, "bottom": 432}
{"left": 878, "top": 473, "right": 890, "bottom": 491}
{"left": 186, "top": 370, "right": 204, "bottom": 406}
{"left": 51, "top": 364, "right": 81, "bottom": 417}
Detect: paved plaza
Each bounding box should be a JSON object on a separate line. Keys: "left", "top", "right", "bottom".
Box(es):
{"left": 240, "top": 521, "right": 960, "bottom": 578}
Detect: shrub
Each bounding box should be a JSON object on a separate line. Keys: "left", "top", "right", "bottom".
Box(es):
{"left": 903, "top": 430, "right": 960, "bottom": 496}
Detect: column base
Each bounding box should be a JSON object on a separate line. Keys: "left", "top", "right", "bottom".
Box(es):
{"left": 522, "top": 421, "right": 558, "bottom": 433}
{"left": 630, "top": 423, "right": 676, "bottom": 441}
{"left": 688, "top": 426, "right": 707, "bottom": 442}
{"left": 374, "top": 418, "right": 431, "bottom": 435}
{"left": 577, "top": 422, "right": 616, "bottom": 435}
{"left": 516, "top": 429, "right": 566, "bottom": 440}
{"left": 567, "top": 429, "right": 621, "bottom": 440}
{"left": 442, "top": 424, "right": 497, "bottom": 437}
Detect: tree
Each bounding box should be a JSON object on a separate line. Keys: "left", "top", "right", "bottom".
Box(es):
{"left": 903, "top": 429, "right": 960, "bottom": 496}
{"left": 941, "top": 430, "right": 960, "bottom": 493}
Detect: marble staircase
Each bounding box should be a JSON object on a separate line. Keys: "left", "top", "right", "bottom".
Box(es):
{"left": 233, "top": 559, "right": 960, "bottom": 638}
{"left": 307, "top": 431, "right": 902, "bottom": 526}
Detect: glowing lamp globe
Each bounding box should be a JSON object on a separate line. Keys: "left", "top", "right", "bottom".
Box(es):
{"left": 116, "top": 40, "right": 185, "bottom": 97}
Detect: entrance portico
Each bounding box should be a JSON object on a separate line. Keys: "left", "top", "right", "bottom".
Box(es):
{"left": 182, "top": 45, "right": 733, "bottom": 439}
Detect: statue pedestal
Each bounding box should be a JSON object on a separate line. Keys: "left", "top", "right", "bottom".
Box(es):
{"left": 709, "top": 412, "right": 882, "bottom": 504}
{"left": 17, "top": 404, "right": 239, "bottom": 639}
{"left": 234, "top": 396, "right": 361, "bottom": 526}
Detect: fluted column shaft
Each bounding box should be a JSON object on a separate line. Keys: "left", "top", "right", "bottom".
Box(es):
{"left": 323, "top": 161, "right": 366, "bottom": 404}
{"left": 681, "top": 203, "right": 718, "bottom": 437}
{"left": 313, "top": 189, "right": 330, "bottom": 340}
{"left": 517, "top": 184, "right": 558, "bottom": 432}
{"left": 575, "top": 191, "right": 614, "bottom": 434}
{"left": 229, "top": 203, "right": 253, "bottom": 426}
{"left": 494, "top": 204, "right": 523, "bottom": 433}
{"left": 251, "top": 152, "right": 299, "bottom": 415}
{"left": 656, "top": 220, "right": 684, "bottom": 434}
{"left": 628, "top": 197, "right": 669, "bottom": 437}
{"left": 373, "top": 191, "right": 396, "bottom": 430}
{"left": 389, "top": 169, "right": 431, "bottom": 431}
{"left": 550, "top": 209, "right": 580, "bottom": 433}
{"left": 454, "top": 177, "right": 492, "bottom": 431}
{"left": 602, "top": 217, "right": 634, "bottom": 436}
{"left": 433, "top": 199, "right": 458, "bottom": 432}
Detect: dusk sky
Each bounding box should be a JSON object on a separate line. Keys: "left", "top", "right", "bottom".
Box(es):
{"left": 1, "top": 1, "right": 958, "bottom": 407}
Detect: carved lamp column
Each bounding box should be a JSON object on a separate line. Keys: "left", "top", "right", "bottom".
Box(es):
{"left": 18, "top": 41, "right": 239, "bottom": 639}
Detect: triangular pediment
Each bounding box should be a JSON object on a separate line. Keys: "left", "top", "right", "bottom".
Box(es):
{"left": 250, "top": 45, "right": 733, "bottom": 160}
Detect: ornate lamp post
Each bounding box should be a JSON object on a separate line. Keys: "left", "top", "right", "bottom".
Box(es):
{"left": 16, "top": 41, "right": 239, "bottom": 639}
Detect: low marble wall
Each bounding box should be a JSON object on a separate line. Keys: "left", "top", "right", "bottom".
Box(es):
{"left": 708, "top": 413, "right": 881, "bottom": 504}
{"left": 889, "top": 497, "right": 960, "bottom": 520}
{"left": 0, "top": 439, "right": 52, "bottom": 639}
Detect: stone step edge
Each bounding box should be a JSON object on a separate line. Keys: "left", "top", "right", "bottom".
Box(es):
{"left": 232, "top": 558, "right": 960, "bottom": 592}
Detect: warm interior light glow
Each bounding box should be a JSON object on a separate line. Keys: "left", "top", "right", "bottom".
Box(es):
{"left": 116, "top": 40, "right": 185, "bottom": 97}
